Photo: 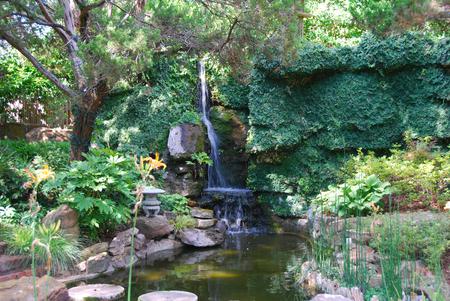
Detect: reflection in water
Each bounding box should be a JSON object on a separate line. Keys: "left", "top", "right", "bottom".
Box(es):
{"left": 87, "top": 234, "right": 308, "bottom": 301}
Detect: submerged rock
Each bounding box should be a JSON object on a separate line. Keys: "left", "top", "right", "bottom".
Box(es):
{"left": 68, "top": 284, "right": 124, "bottom": 301}
{"left": 177, "top": 228, "right": 224, "bottom": 247}
{"left": 136, "top": 216, "right": 173, "bottom": 240}
{"left": 138, "top": 290, "right": 198, "bottom": 301}
{"left": 0, "top": 275, "right": 69, "bottom": 301}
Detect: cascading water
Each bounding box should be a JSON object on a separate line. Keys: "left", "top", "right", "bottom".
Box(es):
{"left": 198, "top": 60, "right": 255, "bottom": 233}
{"left": 199, "top": 61, "right": 227, "bottom": 188}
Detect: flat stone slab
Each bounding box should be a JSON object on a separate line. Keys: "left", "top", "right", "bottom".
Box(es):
{"left": 191, "top": 207, "right": 213, "bottom": 219}
{"left": 138, "top": 290, "right": 198, "bottom": 301}
{"left": 68, "top": 284, "right": 124, "bottom": 301}
{"left": 310, "top": 294, "right": 353, "bottom": 301}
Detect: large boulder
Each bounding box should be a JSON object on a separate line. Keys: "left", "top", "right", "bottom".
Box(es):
{"left": 25, "top": 127, "right": 71, "bottom": 142}
{"left": 42, "top": 205, "right": 79, "bottom": 240}
{"left": 68, "top": 284, "right": 124, "bottom": 301}
{"left": 135, "top": 216, "right": 173, "bottom": 240}
{"left": 167, "top": 124, "right": 204, "bottom": 160}
{"left": 177, "top": 228, "right": 224, "bottom": 247}
{"left": 0, "top": 275, "right": 69, "bottom": 301}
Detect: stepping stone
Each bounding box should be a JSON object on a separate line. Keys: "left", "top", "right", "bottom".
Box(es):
{"left": 68, "top": 284, "right": 124, "bottom": 300}
{"left": 138, "top": 290, "right": 198, "bottom": 301}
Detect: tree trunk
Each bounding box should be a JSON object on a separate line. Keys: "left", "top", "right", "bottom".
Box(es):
{"left": 70, "top": 82, "right": 108, "bottom": 160}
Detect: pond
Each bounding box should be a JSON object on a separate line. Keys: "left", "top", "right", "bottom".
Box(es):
{"left": 87, "top": 234, "right": 309, "bottom": 301}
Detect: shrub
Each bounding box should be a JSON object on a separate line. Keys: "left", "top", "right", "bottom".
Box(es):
{"left": 159, "top": 194, "right": 190, "bottom": 215}
{"left": 260, "top": 194, "right": 308, "bottom": 217}
{"left": 43, "top": 148, "right": 140, "bottom": 238}
{"left": 0, "top": 149, "right": 26, "bottom": 203}
{"left": 0, "top": 140, "right": 70, "bottom": 171}
{"left": 2, "top": 222, "right": 80, "bottom": 274}
{"left": 171, "top": 215, "right": 196, "bottom": 232}
{"left": 313, "top": 173, "right": 391, "bottom": 217}
{"left": 343, "top": 141, "right": 449, "bottom": 210}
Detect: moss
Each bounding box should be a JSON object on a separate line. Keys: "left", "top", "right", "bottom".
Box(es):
{"left": 248, "top": 34, "right": 450, "bottom": 198}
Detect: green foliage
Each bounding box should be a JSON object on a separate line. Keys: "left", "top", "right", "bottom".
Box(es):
{"left": 0, "top": 51, "right": 70, "bottom": 122}
{"left": 248, "top": 34, "right": 450, "bottom": 202}
{"left": 343, "top": 141, "right": 450, "bottom": 209}
{"left": 43, "top": 148, "right": 139, "bottom": 238}
{"left": 188, "top": 152, "right": 213, "bottom": 166}
{"left": 0, "top": 140, "right": 70, "bottom": 171}
{"left": 2, "top": 222, "right": 80, "bottom": 274}
{"left": 348, "top": 0, "right": 439, "bottom": 36}
{"left": 159, "top": 194, "right": 190, "bottom": 215}
{"left": 171, "top": 215, "right": 196, "bottom": 232}
{"left": 313, "top": 174, "right": 390, "bottom": 217}
{"left": 259, "top": 194, "right": 307, "bottom": 218}
{"left": 94, "top": 55, "right": 199, "bottom": 154}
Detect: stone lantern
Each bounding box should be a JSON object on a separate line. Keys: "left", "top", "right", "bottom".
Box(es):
{"left": 142, "top": 187, "right": 165, "bottom": 217}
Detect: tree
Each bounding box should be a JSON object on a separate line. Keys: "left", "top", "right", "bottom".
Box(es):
{"left": 1, "top": 0, "right": 306, "bottom": 160}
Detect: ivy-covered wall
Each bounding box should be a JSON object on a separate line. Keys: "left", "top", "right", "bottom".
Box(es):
{"left": 247, "top": 34, "right": 450, "bottom": 203}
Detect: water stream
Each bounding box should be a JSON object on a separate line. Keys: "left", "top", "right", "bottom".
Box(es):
{"left": 86, "top": 234, "right": 308, "bottom": 301}
{"left": 198, "top": 61, "right": 254, "bottom": 232}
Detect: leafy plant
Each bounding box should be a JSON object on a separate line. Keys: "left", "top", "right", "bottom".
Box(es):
{"left": 313, "top": 173, "right": 391, "bottom": 217}
{"left": 3, "top": 221, "right": 80, "bottom": 274}
{"left": 43, "top": 148, "right": 140, "bottom": 238}
{"left": 343, "top": 141, "right": 449, "bottom": 210}
{"left": 171, "top": 215, "right": 196, "bottom": 232}
{"left": 188, "top": 152, "right": 213, "bottom": 166}
{"left": 159, "top": 194, "right": 190, "bottom": 215}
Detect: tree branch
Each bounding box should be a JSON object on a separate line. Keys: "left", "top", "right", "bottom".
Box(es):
{"left": 0, "top": 30, "right": 77, "bottom": 98}
{"left": 220, "top": 17, "right": 238, "bottom": 51}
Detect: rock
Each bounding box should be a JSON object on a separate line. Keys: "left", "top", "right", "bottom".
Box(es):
{"left": 111, "top": 247, "right": 138, "bottom": 269}
{"left": 195, "top": 218, "right": 216, "bottom": 229}
{"left": 164, "top": 167, "right": 203, "bottom": 198}
{"left": 25, "top": 127, "right": 71, "bottom": 142}
{"left": 215, "top": 220, "right": 228, "bottom": 233}
{"left": 0, "top": 255, "right": 27, "bottom": 273}
{"left": 167, "top": 124, "right": 204, "bottom": 160}
{"left": 191, "top": 207, "right": 214, "bottom": 219}
{"left": 136, "top": 216, "right": 173, "bottom": 240}
{"left": 0, "top": 241, "right": 7, "bottom": 255}
{"left": 108, "top": 228, "right": 139, "bottom": 256}
{"left": 86, "top": 252, "right": 111, "bottom": 274}
{"left": 349, "top": 244, "right": 378, "bottom": 264}
{"left": 138, "top": 290, "right": 198, "bottom": 301}
{"left": 68, "top": 284, "right": 124, "bottom": 301}
{"left": 138, "top": 239, "right": 183, "bottom": 259}
{"left": 310, "top": 294, "right": 353, "bottom": 301}
{"left": 272, "top": 216, "right": 309, "bottom": 235}
{"left": 0, "top": 275, "right": 69, "bottom": 301}
{"left": 42, "top": 205, "right": 79, "bottom": 240}
{"left": 177, "top": 228, "right": 224, "bottom": 247}
{"left": 80, "top": 242, "right": 109, "bottom": 260}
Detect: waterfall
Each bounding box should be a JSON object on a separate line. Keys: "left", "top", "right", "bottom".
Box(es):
{"left": 198, "top": 60, "right": 257, "bottom": 233}
{"left": 198, "top": 61, "right": 227, "bottom": 188}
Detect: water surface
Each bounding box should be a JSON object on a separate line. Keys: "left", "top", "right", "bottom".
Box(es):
{"left": 89, "top": 234, "right": 308, "bottom": 301}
